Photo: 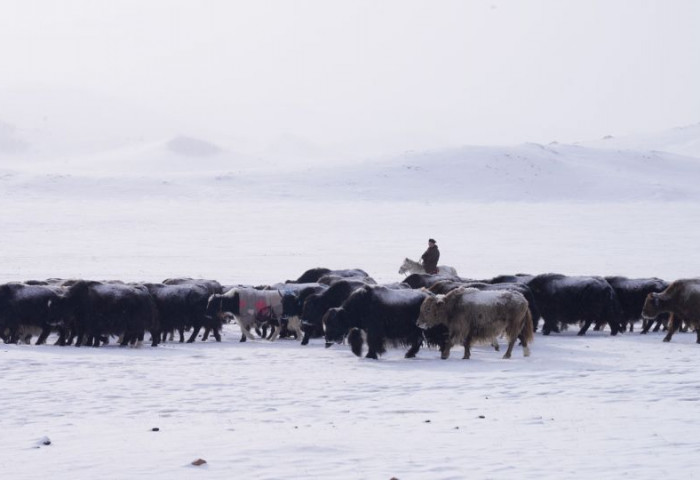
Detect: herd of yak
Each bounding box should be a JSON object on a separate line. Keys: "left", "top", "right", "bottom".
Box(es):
{"left": 1, "top": 267, "right": 699, "bottom": 360}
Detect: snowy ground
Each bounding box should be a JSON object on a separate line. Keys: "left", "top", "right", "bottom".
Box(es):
{"left": 2, "top": 325, "right": 700, "bottom": 480}
{"left": 2, "top": 126, "right": 700, "bottom": 479}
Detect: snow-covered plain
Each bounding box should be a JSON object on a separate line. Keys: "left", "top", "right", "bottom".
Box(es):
{"left": 2, "top": 125, "right": 700, "bottom": 479}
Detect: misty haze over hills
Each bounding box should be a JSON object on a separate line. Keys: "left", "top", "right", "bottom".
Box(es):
{"left": 1, "top": 121, "right": 699, "bottom": 203}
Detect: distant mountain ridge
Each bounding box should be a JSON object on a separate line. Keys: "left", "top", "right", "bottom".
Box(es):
{"left": 271, "top": 142, "right": 700, "bottom": 202}
{"left": 1, "top": 124, "right": 699, "bottom": 202}
{"left": 580, "top": 123, "right": 700, "bottom": 159}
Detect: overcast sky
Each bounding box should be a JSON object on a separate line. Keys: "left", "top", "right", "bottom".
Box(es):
{"left": 1, "top": 0, "right": 699, "bottom": 158}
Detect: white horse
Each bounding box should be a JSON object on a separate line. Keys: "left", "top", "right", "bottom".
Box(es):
{"left": 398, "top": 258, "right": 458, "bottom": 276}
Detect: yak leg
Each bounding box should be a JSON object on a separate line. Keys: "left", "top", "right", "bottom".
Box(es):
{"left": 461, "top": 336, "right": 471, "bottom": 360}
{"left": 268, "top": 326, "right": 281, "bottom": 342}
{"left": 404, "top": 335, "right": 422, "bottom": 358}
{"left": 149, "top": 330, "right": 158, "bottom": 347}
{"left": 35, "top": 327, "right": 52, "bottom": 345}
{"left": 212, "top": 327, "right": 221, "bottom": 342}
{"left": 240, "top": 324, "right": 256, "bottom": 342}
{"left": 286, "top": 317, "right": 303, "bottom": 341}
{"left": 186, "top": 326, "right": 202, "bottom": 343}
{"left": 365, "top": 330, "right": 383, "bottom": 359}
{"left": 518, "top": 332, "right": 531, "bottom": 357}
{"left": 662, "top": 313, "right": 679, "bottom": 342}
{"left": 577, "top": 320, "right": 593, "bottom": 336}
{"left": 55, "top": 327, "right": 68, "bottom": 346}
{"left": 491, "top": 338, "right": 500, "bottom": 351}
{"left": 503, "top": 335, "right": 518, "bottom": 359}
{"left": 608, "top": 319, "right": 620, "bottom": 336}
{"left": 542, "top": 319, "right": 559, "bottom": 335}
{"left": 364, "top": 335, "right": 379, "bottom": 359}
{"left": 301, "top": 330, "right": 311, "bottom": 345}
{"left": 132, "top": 331, "right": 144, "bottom": 348}
{"left": 365, "top": 338, "right": 379, "bottom": 359}
{"left": 6, "top": 327, "right": 19, "bottom": 344}
{"left": 201, "top": 327, "right": 211, "bottom": 341}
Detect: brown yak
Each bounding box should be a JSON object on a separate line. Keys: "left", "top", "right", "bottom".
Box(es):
{"left": 642, "top": 278, "right": 700, "bottom": 343}
{"left": 417, "top": 286, "right": 534, "bottom": 360}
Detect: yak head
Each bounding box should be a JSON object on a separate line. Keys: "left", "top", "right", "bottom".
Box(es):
{"left": 205, "top": 294, "right": 222, "bottom": 319}
{"left": 323, "top": 307, "right": 347, "bottom": 347}
{"left": 642, "top": 292, "right": 663, "bottom": 319}
{"left": 280, "top": 291, "right": 299, "bottom": 318}
{"left": 206, "top": 289, "right": 239, "bottom": 321}
{"left": 417, "top": 293, "right": 446, "bottom": 329}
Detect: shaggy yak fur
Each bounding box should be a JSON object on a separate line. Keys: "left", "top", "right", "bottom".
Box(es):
{"left": 160, "top": 278, "right": 223, "bottom": 342}
{"left": 143, "top": 283, "right": 217, "bottom": 343}
{"left": 299, "top": 279, "right": 368, "bottom": 345}
{"left": 287, "top": 268, "right": 372, "bottom": 285}
{"left": 429, "top": 280, "right": 542, "bottom": 332}
{"left": 604, "top": 276, "right": 670, "bottom": 333}
{"left": 486, "top": 273, "right": 534, "bottom": 285}
{"left": 0, "top": 282, "right": 65, "bottom": 345}
{"left": 162, "top": 277, "right": 222, "bottom": 295}
{"left": 50, "top": 280, "right": 159, "bottom": 347}
{"left": 317, "top": 273, "right": 377, "bottom": 286}
{"left": 322, "top": 285, "right": 434, "bottom": 359}
{"left": 288, "top": 268, "right": 333, "bottom": 284}
{"left": 417, "top": 287, "right": 534, "bottom": 360}
{"left": 642, "top": 278, "right": 700, "bottom": 343}
{"left": 526, "top": 274, "right": 624, "bottom": 336}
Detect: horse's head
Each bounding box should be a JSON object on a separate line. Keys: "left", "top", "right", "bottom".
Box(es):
{"left": 398, "top": 258, "right": 411, "bottom": 275}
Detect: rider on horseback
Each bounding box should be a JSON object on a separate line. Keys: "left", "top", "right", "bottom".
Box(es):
{"left": 420, "top": 238, "right": 440, "bottom": 275}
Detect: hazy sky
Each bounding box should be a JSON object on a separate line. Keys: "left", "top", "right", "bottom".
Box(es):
{"left": 1, "top": 0, "right": 699, "bottom": 157}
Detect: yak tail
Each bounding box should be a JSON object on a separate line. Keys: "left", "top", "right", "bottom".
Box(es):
{"left": 348, "top": 328, "right": 364, "bottom": 357}
{"left": 522, "top": 308, "right": 535, "bottom": 345}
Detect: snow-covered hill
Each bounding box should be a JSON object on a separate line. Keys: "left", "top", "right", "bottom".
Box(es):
{"left": 1, "top": 124, "right": 699, "bottom": 202}
{"left": 581, "top": 123, "right": 700, "bottom": 159}
{"left": 275, "top": 142, "right": 700, "bottom": 202}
